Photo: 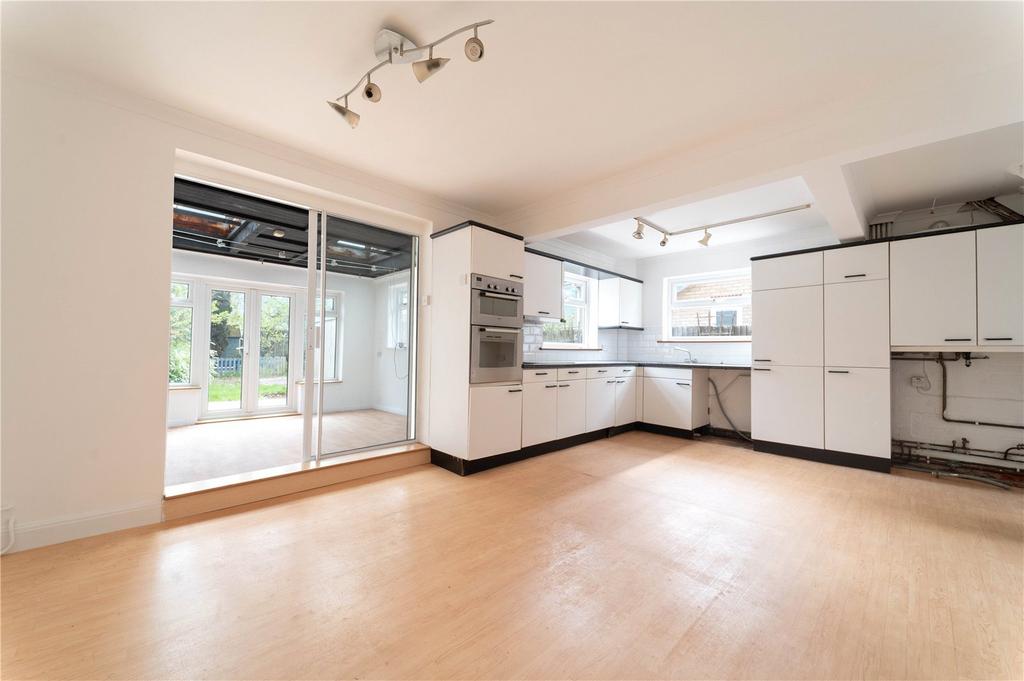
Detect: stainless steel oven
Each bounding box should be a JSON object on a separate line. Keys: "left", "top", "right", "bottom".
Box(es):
{"left": 470, "top": 325, "right": 523, "bottom": 384}
{"left": 470, "top": 274, "right": 523, "bottom": 328}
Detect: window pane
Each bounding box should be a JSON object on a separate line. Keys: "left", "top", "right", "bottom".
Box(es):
{"left": 208, "top": 290, "right": 246, "bottom": 411}
{"left": 563, "top": 279, "right": 585, "bottom": 302}
{"left": 170, "top": 281, "right": 190, "bottom": 302}
{"left": 258, "top": 295, "right": 290, "bottom": 408}
{"left": 542, "top": 304, "right": 585, "bottom": 344}
{"left": 168, "top": 306, "right": 193, "bottom": 384}
{"left": 669, "top": 302, "right": 752, "bottom": 337}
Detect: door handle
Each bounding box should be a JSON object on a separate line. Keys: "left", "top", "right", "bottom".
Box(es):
{"left": 567, "top": 370, "right": 580, "bottom": 374}
{"left": 509, "top": 274, "right": 523, "bottom": 279}
{"left": 843, "top": 273, "right": 867, "bottom": 279}
{"left": 753, "top": 368, "right": 771, "bottom": 372}
{"left": 676, "top": 382, "right": 691, "bottom": 387}
{"left": 597, "top": 369, "right": 607, "bottom": 373}
{"left": 558, "top": 384, "right": 569, "bottom": 387}
{"left": 984, "top": 337, "right": 1013, "bottom": 341}
{"left": 607, "top": 380, "right": 617, "bottom": 384}
{"left": 944, "top": 338, "right": 972, "bottom": 342}
{"left": 827, "top": 370, "right": 850, "bottom": 374}
{"left": 507, "top": 388, "right": 523, "bottom": 393}
{"left": 534, "top": 372, "right": 549, "bottom": 376}
{"left": 754, "top": 359, "right": 772, "bottom": 362}
{"left": 537, "top": 311, "right": 550, "bottom": 315}
{"left": 545, "top": 384, "right": 558, "bottom": 388}
{"left": 617, "top": 380, "right": 625, "bottom": 384}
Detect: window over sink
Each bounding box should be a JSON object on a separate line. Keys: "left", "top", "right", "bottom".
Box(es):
{"left": 541, "top": 272, "right": 599, "bottom": 349}
{"left": 663, "top": 268, "right": 752, "bottom": 340}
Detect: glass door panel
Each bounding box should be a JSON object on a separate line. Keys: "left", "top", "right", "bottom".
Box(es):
{"left": 258, "top": 294, "right": 291, "bottom": 409}
{"left": 208, "top": 289, "right": 246, "bottom": 413}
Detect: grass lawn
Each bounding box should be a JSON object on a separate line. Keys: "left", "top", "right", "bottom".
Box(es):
{"left": 208, "top": 377, "right": 287, "bottom": 403}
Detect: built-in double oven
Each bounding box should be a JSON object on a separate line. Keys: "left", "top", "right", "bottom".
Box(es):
{"left": 469, "top": 274, "right": 523, "bottom": 384}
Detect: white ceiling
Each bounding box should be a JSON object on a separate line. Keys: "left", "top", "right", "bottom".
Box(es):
{"left": 558, "top": 177, "right": 828, "bottom": 258}
{"left": 844, "top": 123, "right": 1024, "bottom": 220}
{"left": 3, "top": 2, "right": 1021, "bottom": 217}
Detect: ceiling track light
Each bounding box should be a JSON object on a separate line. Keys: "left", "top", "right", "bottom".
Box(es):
{"left": 660, "top": 233, "right": 669, "bottom": 247}
{"left": 632, "top": 203, "right": 813, "bottom": 248}
{"left": 327, "top": 19, "right": 493, "bottom": 129}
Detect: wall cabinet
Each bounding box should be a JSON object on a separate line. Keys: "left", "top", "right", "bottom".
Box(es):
{"left": 824, "top": 242, "right": 888, "bottom": 283}
{"left": 614, "top": 377, "right": 637, "bottom": 427}
{"left": 522, "top": 381, "right": 558, "bottom": 447}
{"left": 751, "top": 365, "right": 823, "bottom": 449}
{"left": 890, "top": 231, "right": 976, "bottom": 347}
{"left": 470, "top": 226, "right": 524, "bottom": 281}
{"left": 586, "top": 378, "right": 617, "bottom": 431}
{"left": 751, "top": 286, "right": 823, "bottom": 367}
{"left": 598, "top": 277, "right": 643, "bottom": 328}
{"left": 753, "top": 251, "right": 822, "bottom": 290}
{"left": 468, "top": 384, "right": 523, "bottom": 460}
{"left": 977, "top": 224, "right": 1024, "bottom": 346}
{"left": 523, "top": 252, "right": 563, "bottom": 320}
{"left": 556, "top": 380, "right": 587, "bottom": 439}
{"left": 824, "top": 368, "right": 891, "bottom": 458}
{"left": 824, "top": 278, "right": 890, "bottom": 368}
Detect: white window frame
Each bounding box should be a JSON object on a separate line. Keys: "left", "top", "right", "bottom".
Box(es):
{"left": 663, "top": 268, "right": 752, "bottom": 341}
{"left": 318, "top": 291, "right": 344, "bottom": 382}
{"left": 541, "top": 272, "right": 600, "bottom": 349}
{"left": 386, "top": 280, "right": 410, "bottom": 350}
{"left": 168, "top": 278, "right": 197, "bottom": 386}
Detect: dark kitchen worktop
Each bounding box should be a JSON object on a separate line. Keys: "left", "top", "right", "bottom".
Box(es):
{"left": 522, "top": 361, "right": 751, "bottom": 370}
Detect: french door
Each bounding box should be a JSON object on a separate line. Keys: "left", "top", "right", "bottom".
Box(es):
{"left": 204, "top": 287, "right": 297, "bottom": 418}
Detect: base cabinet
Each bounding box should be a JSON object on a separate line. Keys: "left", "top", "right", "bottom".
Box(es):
{"left": 642, "top": 377, "right": 695, "bottom": 430}
{"left": 825, "top": 368, "right": 891, "bottom": 458}
{"left": 522, "top": 381, "right": 558, "bottom": 447}
{"left": 468, "top": 384, "right": 523, "bottom": 460}
{"left": 614, "top": 377, "right": 637, "bottom": 426}
{"left": 556, "top": 380, "right": 587, "bottom": 439}
{"left": 586, "top": 378, "right": 617, "bottom": 431}
{"left": 751, "top": 365, "right": 823, "bottom": 449}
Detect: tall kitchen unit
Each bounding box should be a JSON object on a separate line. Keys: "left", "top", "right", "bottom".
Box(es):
{"left": 428, "top": 222, "right": 526, "bottom": 474}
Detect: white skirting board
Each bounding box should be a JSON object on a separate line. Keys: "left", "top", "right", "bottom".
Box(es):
{"left": 3, "top": 502, "right": 163, "bottom": 554}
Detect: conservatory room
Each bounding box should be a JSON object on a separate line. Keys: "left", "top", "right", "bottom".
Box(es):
{"left": 165, "top": 178, "right": 416, "bottom": 490}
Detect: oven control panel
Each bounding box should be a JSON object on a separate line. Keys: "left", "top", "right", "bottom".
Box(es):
{"left": 471, "top": 273, "right": 521, "bottom": 296}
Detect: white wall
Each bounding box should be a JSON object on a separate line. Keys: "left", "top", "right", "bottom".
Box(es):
{"left": 0, "top": 60, "right": 481, "bottom": 551}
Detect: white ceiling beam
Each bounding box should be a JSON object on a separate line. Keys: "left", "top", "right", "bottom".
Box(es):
{"left": 801, "top": 162, "right": 867, "bottom": 242}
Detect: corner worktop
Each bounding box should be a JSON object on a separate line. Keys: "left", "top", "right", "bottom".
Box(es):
{"left": 522, "top": 360, "right": 751, "bottom": 370}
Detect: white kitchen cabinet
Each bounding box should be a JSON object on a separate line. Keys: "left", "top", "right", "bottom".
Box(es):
{"left": 824, "top": 278, "right": 890, "bottom": 368}
{"left": 522, "top": 381, "right": 558, "bottom": 447}
{"left": 470, "top": 226, "right": 524, "bottom": 281}
{"left": 751, "top": 286, "right": 823, "bottom": 367}
{"left": 751, "top": 365, "right": 823, "bottom": 449}
{"left": 890, "top": 231, "right": 976, "bottom": 347}
{"left": 556, "top": 380, "right": 587, "bottom": 439}
{"left": 977, "top": 224, "right": 1024, "bottom": 347}
{"left": 523, "top": 252, "right": 563, "bottom": 320}
{"left": 586, "top": 377, "right": 617, "bottom": 431}
{"left": 468, "top": 384, "right": 523, "bottom": 460}
{"left": 824, "top": 243, "right": 889, "bottom": 284}
{"left": 614, "top": 376, "right": 637, "bottom": 426}
{"left": 598, "top": 277, "right": 643, "bottom": 328}
{"left": 752, "top": 252, "right": 823, "bottom": 291}
{"left": 642, "top": 371, "right": 709, "bottom": 431}
{"left": 824, "top": 367, "right": 891, "bottom": 458}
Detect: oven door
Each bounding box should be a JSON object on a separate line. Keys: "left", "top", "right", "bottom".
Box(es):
{"left": 470, "top": 326, "right": 523, "bottom": 384}
{"left": 471, "top": 289, "right": 523, "bottom": 328}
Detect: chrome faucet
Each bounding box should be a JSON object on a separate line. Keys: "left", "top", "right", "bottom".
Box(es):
{"left": 673, "top": 347, "right": 694, "bottom": 363}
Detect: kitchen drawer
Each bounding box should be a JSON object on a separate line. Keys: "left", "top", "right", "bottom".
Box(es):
{"left": 557, "top": 367, "right": 587, "bottom": 380}
{"left": 824, "top": 243, "right": 888, "bottom": 283}
{"left": 586, "top": 366, "right": 617, "bottom": 379}
{"left": 752, "top": 252, "right": 823, "bottom": 291}
{"left": 642, "top": 366, "right": 693, "bottom": 380}
{"left": 523, "top": 368, "right": 558, "bottom": 383}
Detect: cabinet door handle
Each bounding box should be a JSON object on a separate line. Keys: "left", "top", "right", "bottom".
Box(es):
{"left": 558, "top": 384, "right": 569, "bottom": 387}
{"left": 534, "top": 372, "right": 548, "bottom": 376}
{"left": 537, "top": 311, "right": 550, "bottom": 315}
{"left": 676, "top": 382, "right": 691, "bottom": 387}
{"left": 617, "top": 380, "right": 625, "bottom": 384}
{"left": 753, "top": 368, "right": 771, "bottom": 372}
{"left": 621, "top": 320, "right": 629, "bottom": 324}
{"left": 754, "top": 358, "right": 772, "bottom": 362}
{"left": 944, "top": 338, "right": 972, "bottom": 342}
{"left": 622, "top": 369, "right": 632, "bottom": 372}
{"left": 828, "top": 370, "right": 850, "bottom": 374}
{"left": 567, "top": 370, "right": 580, "bottom": 374}
{"left": 597, "top": 369, "right": 608, "bottom": 373}
{"left": 507, "top": 388, "right": 522, "bottom": 393}
{"left": 843, "top": 273, "right": 867, "bottom": 279}
{"left": 545, "top": 384, "right": 558, "bottom": 389}
{"left": 509, "top": 274, "right": 523, "bottom": 279}
{"left": 984, "top": 337, "right": 1013, "bottom": 341}
{"left": 607, "top": 379, "right": 617, "bottom": 384}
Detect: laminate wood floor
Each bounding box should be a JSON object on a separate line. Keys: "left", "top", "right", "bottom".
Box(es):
{"left": 3, "top": 432, "right": 1022, "bottom": 680}
{"left": 165, "top": 409, "right": 408, "bottom": 486}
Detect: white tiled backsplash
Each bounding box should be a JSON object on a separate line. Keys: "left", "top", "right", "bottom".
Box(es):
{"left": 523, "top": 326, "right": 752, "bottom": 365}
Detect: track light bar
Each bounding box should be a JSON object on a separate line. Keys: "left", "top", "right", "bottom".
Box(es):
{"left": 328, "top": 20, "right": 494, "bottom": 128}
{"left": 633, "top": 203, "right": 812, "bottom": 247}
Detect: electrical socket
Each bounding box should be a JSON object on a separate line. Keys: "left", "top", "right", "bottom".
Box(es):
{"left": 910, "top": 375, "right": 930, "bottom": 389}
